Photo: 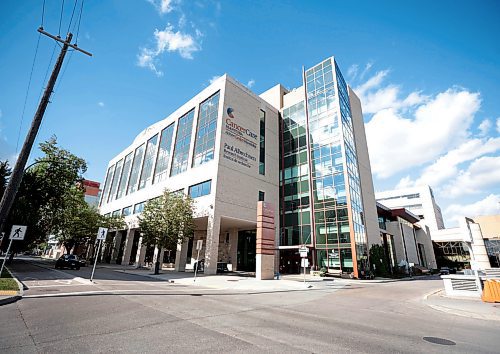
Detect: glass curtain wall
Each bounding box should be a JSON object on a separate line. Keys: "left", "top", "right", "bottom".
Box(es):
{"left": 100, "top": 166, "right": 114, "bottom": 206}
{"left": 127, "top": 144, "right": 145, "bottom": 195}
{"left": 280, "top": 101, "right": 311, "bottom": 247}
{"left": 138, "top": 135, "right": 159, "bottom": 190}
{"left": 259, "top": 109, "right": 266, "bottom": 175}
{"left": 192, "top": 92, "right": 219, "bottom": 167}
{"left": 108, "top": 159, "right": 123, "bottom": 203}
{"left": 153, "top": 123, "right": 175, "bottom": 183}
{"left": 171, "top": 110, "right": 195, "bottom": 176}
{"left": 116, "top": 152, "right": 133, "bottom": 200}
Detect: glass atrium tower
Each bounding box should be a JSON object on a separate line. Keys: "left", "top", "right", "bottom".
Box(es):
{"left": 263, "top": 57, "right": 378, "bottom": 278}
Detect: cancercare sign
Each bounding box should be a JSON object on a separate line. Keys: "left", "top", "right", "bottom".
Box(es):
{"left": 223, "top": 106, "right": 258, "bottom": 169}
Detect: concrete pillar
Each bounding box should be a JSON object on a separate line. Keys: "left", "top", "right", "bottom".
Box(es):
{"left": 122, "top": 228, "right": 135, "bottom": 266}
{"left": 256, "top": 202, "right": 276, "bottom": 280}
{"left": 134, "top": 235, "right": 146, "bottom": 268}
{"left": 229, "top": 228, "right": 238, "bottom": 271}
{"left": 204, "top": 213, "right": 221, "bottom": 275}
{"left": 111, "top": 232, "right": 122, "bottom": 262}
{"left": 175, "top": 238, "right": 189, "bottom": 271}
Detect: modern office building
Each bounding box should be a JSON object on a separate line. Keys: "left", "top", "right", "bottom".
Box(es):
{"left": 99, "top": 56, "right": 379, "bottom": 278}
{"left": 376, "top": 185, "right": 445, "bottom": 231}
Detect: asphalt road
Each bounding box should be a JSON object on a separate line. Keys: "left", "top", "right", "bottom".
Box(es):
{"left": 1, "top": 258, "right": 499, "bottom": 353}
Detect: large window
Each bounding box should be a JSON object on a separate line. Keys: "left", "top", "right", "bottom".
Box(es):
{"left": 133, "top": 201, "right": 146, "bottom": 214}
{"left": 193, "top": 92, "right": 219, "bottom": 167}
{"left": 100, "top": 165, "right": 114, "bottom": 206}
{"left": 153, "top": 123, "right": 175, "bottom": 184}
{"left": 259, "top": 109, "right": 266, "bottom": 175}
{"left": 127, "top": 144, "right": 145, "bottom": 195}
{"left": 116, "top": 152, "right": 133, "bottom": 200}
{"left": 122, "top": 206, "right": 132, "bottom": 216}
{"left": 171, "top": 109, "right": 195, "bottom": 176}
{"left": 138, "top": 135, "right": 159, "bottom": 190}
{"left": 108, "top": 159, "right": 123, "bottom": 203}
{"left": 188, "top": 180, "right": 211, "bottom": 198}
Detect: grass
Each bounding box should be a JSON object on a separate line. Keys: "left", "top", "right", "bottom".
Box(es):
{"left": 0, "top": 266, "right": 19, "bottom": 292}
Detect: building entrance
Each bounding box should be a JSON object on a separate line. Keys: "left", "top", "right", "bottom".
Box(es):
{"left": 237, "top": 230, "right": 256, "bottom": 272}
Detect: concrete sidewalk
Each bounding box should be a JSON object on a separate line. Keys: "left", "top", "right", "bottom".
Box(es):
{"left": 101, "top": 264, "right": 320, "bottom": 292}
{"left": 424, "top": 289, "right": 500, "bottom": 322}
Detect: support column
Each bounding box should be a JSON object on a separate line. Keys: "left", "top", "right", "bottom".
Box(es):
{"left": 229, "top": 228, "right": 238, "bottom": 271}
{"left": 111, "top": 232, "right": 122, "bottom": 263}
{"left": 134, "top": 235, "right": 146, "bottom": 268}
{"left": 256, "top": 202, "right": 276, "bottom": 280}
{"left": 204, "top": 213, "right": 221, "bottom": 275}
{"left": 175, "top": 238, "right": 189, "bottom": 271}
{"left": 121, "top": 228, "right": 135, "bottom": 266}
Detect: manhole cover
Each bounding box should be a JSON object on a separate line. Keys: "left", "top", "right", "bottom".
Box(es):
{"left": 423, "top": 337, "right": 456, "bottom": 346}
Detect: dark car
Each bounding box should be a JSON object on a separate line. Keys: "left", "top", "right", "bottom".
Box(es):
{"left": 55, "top": 254, "right": 81, "bottom": 270}
{"left": 439, "top": 267, "right": 457, "bottom": 275}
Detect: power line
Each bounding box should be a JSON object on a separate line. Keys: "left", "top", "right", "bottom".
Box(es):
{"left": 75, "top": 0, "right": 85, "bottom": 44}
{"left": 58, "top": 0, "right": 65, "bottom": 36}
{"left": 15, "top": 34, "right": 42, "bottom": 154}
{"left": 67, "top": 0, "right": 79, "bottom": 34}
{"left": 41, "top": 0, "right": 46, "bottom": 28}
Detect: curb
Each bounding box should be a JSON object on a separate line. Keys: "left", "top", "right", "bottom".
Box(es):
{"left": 0, "top": 267, "right": 24, "bottom": 306}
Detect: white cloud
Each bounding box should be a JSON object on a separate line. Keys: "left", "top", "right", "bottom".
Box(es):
{"left": 148, "top": 0, "right": 176, "bottom": 14}
{"left": 359, "top": 62, "right": 373, "bottom": 80}
{"left": 406, "top": 137, "right": 500, "bottom": 189}
{"left": 443, "top": 155, "right": 500, "bottom": 197}
{"left": 138, "top": 24, "right": 200, "bottom": 76}
{"left": 247, "top": 79, "right": 255, "bottom": 88}
{"left": 365, "top": 88, "right": 481, "bottom": 179}
{"left": 209, "top": 75, "right": 221, "bottom": 84}
{"left": 478, "top": 119, "right": 492, "bottom": 136}
{"left": 444, "top": 194, "right": 500, "bottom": 226}
{"left": 347, "top": 64, "right": 358, "bottom": 80}
{"left": 98, "top": 102, "right": 104, "bottom": 107}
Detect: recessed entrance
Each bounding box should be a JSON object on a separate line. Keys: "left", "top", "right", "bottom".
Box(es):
{"left": 237, "top": 230, "right": 256, "bottom": 272}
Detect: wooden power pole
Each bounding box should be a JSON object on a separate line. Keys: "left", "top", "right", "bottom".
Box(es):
{"left": 0, "top": 28, "right": 92, "bottom": 237}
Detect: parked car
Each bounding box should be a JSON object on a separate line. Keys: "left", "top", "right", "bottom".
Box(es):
{"left": 55, "top": 254, "right": 81, "bottom": 270}
{"left": 439, "top": 267, "right": 456, "bottom": 275}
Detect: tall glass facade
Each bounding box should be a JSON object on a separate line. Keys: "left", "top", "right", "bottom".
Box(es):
{"left": 100, "top": 166, "right": 114, "bottom": 206}
{"left": 171, "top": 109, "right": 195, "bottom": 176}
{"left": 279, "top": 57, "right": 368, "bottom": 277}
{"left": 193, "top": 92, "right": 219, "bottom": 167}
{"left": 127, "top": 144, "right": 145, "bottom": 195}
{"left": 138, "top": 134, "right": 159, "bottom": 190}
{"left": 116, "top": 152, "right": 133, "bottom": 200}
{"left": 108, "top": 158, "right": 123, "bottom": 203}
{"left": 153, "top": 123, "right": 175, "bottom": 183}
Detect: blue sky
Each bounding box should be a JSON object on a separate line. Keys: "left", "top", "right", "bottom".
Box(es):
{"left": 1, "top": 0, "right": 499, "bottom": 226}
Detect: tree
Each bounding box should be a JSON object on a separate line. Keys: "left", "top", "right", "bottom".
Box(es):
{"left": 0, "top": 160, "right": 11, "bottom": 199}
{"left": 369, "top": 244, "right": 391, "bottom": 278}
{"left": 138, "top": 190, "right": 195, "bottom": 272}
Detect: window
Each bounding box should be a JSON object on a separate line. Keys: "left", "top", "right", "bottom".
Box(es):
{"left": 116, "top": 152, "right": 133, "bottom": 200}
{"left": 138, "top": 134, "right": 159, "bottom": 190}
{"left": 112, "top": 210, "right": 121, "bottom": 217}
{"left": 189, "top": 180, "right": 211, "bottom": 198}
{"left": 100, "top": 165, "right": 115, "bottom": 206}
{"left": 171, "top": 109, "right": 195, "bottom": 176}
{"left": 127, "top": 144, "right": 145, "bottom": 195}
{"left": 259, "top": 191, "right": 265, "bottom": 201}
{"left": 193, "top": 92, "right": 219, "bottom": 167}
{"left": 122, "top": 206, "right": 132, "bottom": 216}
{"left": 133, "top": 202, "right": 146, "bottom": 214}
{"left": 259, "top": 109, "right": 266, "bottom": 175}
{"left": 153, "top": 123, "right": 175, "bottom": 183}
{"left": 108, "top": 159, "right": 123, "bottom": 202}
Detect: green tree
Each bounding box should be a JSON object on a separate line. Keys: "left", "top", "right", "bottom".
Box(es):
{"left": 0, "top": 160, "right": 11, "bottom": 198}
{"left": 369, "top": 244, "right": 391, "bottom": 277}
{"left": 138, "top": 190, "right": 195, "bottom": 272}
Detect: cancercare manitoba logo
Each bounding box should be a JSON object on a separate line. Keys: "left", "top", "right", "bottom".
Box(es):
{"left": 227, "top": 107, "right": 235, "bottom": 118}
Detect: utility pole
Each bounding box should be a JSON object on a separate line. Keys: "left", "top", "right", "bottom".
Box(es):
{"left": 0, "top": 28, "right": 92, "bottom": 237}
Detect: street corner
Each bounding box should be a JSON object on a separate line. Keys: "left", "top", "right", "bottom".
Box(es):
{"left": 0, "top": 272, "right": 24, "bottom": 306}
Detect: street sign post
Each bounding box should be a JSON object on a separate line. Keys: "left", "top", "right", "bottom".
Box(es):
{"left": 194, "top": 240, "right": 203, "bottom": 282}
{"left": 91, "top": 227, "right": 108, "bottom": 282}
{"left": 299, "top": 246, "right": 309, "bottom": 285}
{"left": 1, "top": 225, "right": 27, "bottom": 276}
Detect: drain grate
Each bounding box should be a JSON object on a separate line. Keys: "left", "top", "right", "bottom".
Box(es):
{"left": 423, "top": 337, "right": 456, "bottom": 346}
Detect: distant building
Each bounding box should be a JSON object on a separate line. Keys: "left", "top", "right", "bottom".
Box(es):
{"left": 376, "top": 185, "right": 445, "bottom": 231}
{"left": 377, "top": 202, "right": 437, "bottom": 273}
{"left": 82, "top": 179, "right": 101, "bottom": 207}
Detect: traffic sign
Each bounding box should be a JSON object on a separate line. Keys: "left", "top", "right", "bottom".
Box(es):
{"left": 301, "top": 258, "right": 309, "bottom": 268}
{"left": 196, "top": 239, "right": 203, "bottom": 251}
{"left": 299, "top": 246, "right": 308, "bottom": 258}
{"left": 97, "top": 227, "right": 108, "bottom": 240}
{"left": 9, "top": 225, "right": 27, "bottom": 240}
